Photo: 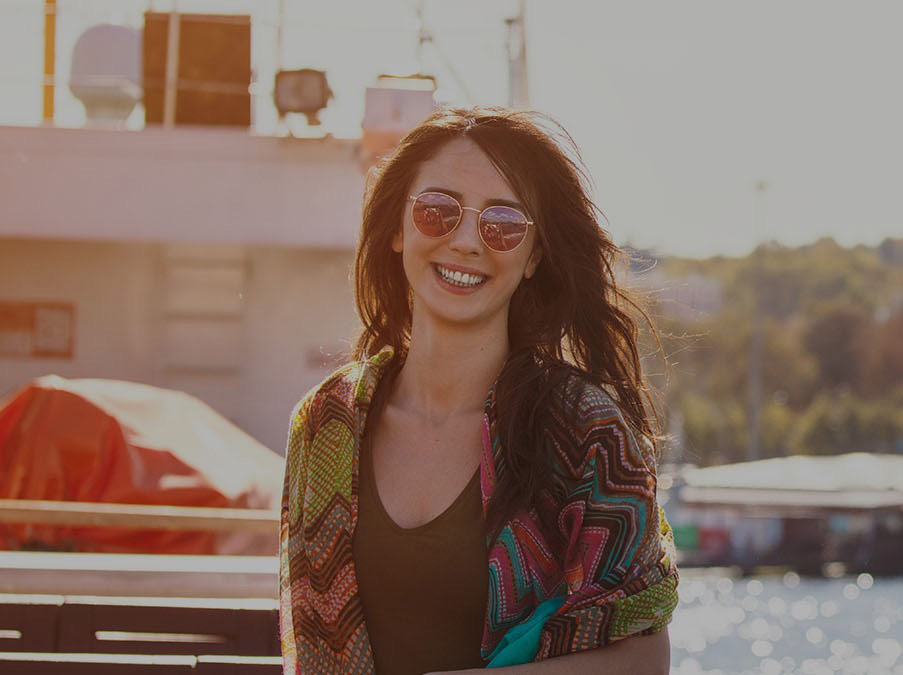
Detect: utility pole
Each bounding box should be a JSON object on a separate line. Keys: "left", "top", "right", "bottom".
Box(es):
{"left": 409, "top": 0, "right": 472, "bottom": 102}
{"left": 275, "top": 0, "right": 285, "bottom": 71}
{"left": 414, "top": 0, "right": 430, "bottom": 74}
{"left": 747, "top": 180, "right": 768, "bottom": 461}
{"left": 43, "top": 0, "right": 57, "bottom": 123}
{"left": 505, "top": 0, "right": 529, "bottom": 107}
{"left": 163, "top": 6, "right": 181, "bottom": 128}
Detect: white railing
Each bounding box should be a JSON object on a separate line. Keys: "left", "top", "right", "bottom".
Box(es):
{"left": 0, "top": 499, "right": 278, "bottom": 534}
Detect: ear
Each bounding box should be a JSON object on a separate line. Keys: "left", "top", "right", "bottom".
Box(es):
{"left": 391, "top": 227, "right": 403, "bottom": 253}
{"left": 524, "top": 245, "right": 542, "bottom": 279}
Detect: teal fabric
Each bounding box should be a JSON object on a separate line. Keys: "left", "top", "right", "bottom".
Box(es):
{"left": 486, "top": 596, "right": 567, "bottom": 668}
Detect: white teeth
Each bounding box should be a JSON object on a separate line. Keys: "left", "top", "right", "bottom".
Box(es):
{"left": 436, "top": 265, "right": 485, "bottom": 288}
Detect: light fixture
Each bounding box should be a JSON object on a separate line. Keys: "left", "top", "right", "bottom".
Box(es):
{"left": 273, "top": 68, "right": 332, "bottom": 125}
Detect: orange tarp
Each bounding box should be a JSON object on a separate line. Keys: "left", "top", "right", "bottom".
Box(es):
{"left": 0, "top": 376, "right": 284, "bottom": 554}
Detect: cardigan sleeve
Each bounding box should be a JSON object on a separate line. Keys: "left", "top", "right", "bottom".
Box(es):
{"left": 279, "top": 394, "right": 313, "bottom": 675}
{"left": 534, "top": 386, "right": 679, "bottom": 660}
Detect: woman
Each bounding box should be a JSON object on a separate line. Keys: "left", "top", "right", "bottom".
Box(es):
{"left": 280, "top": 107, "right": 679, "bottom": 674}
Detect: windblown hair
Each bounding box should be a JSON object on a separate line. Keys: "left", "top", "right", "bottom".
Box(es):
{"left": 353, "top": 106, "right": 660, "bottom": 535}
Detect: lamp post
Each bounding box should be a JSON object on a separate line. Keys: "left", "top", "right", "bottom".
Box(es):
{"left": 748, "top": 180, "right": 768, "bottom": 461}
{"left": 506, "top": 0, "right": 529, "bottom": 107}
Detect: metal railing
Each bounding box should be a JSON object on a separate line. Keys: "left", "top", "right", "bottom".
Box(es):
{"left": 0, "top": 499, "right": 278, "bottom": 534}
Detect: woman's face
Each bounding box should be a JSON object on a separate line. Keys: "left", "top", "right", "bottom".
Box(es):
{"left": 392, "top": 136, "right": 542, "bottom": 334}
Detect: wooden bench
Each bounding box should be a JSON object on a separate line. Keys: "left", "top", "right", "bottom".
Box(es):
{"left": 0, "top": 653, "right": 282, "bottom": 674}
{"left": 0, "top": 652, "right": 197, "bottom": 674}
{"left": 0, "top": 594, "right": 281, "bottom": 673}
{"left": 0, "top": 504, "right": 283, "bottom": 671}
{"left": 0, "top": 594, "right": 62, "bottom": 652}
{"left": 56, "top": 596, "right": 279, "bottom": 656}
{"left": 1, "top": 594, "right": 278, "bottom": 656}
{"left": 0, "top": 551, "right": 279, "bottom": 599}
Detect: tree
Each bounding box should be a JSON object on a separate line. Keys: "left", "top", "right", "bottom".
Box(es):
{"left": 803, "top": 302, "right": 872, "bottom": 392}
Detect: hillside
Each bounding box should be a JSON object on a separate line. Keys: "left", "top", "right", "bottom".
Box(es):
{"left": 633, "top": 237, "right": 903, "bottom": 465}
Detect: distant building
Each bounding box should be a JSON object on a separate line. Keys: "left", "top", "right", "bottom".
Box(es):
{"left": 0, "top": 124, "right": 365, "bottom": 453}
{"left": 668, "top": 453, "right": 903, "bottom": 574}
{"left": 0, "top": 7, "right": 447, "bottom": 456}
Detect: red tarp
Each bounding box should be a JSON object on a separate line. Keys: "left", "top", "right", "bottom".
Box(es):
{"left": 0, "top": 376, "right": 284, "bottom": 555}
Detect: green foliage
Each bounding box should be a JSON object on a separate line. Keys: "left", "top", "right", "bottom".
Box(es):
{"left": 761, "top": 397, "right": 795, "bottom": 457}
{"left": 660, "top": 237, "right": 903, "bottom": 319}
{"left": 650, "top": 238, "right": 903, "bottom": 464}
{"left": 679, "top": 392, "right": 748, "bottom": 465}
{"left": 789, "top": 390, "right": 903, "bottom": 455}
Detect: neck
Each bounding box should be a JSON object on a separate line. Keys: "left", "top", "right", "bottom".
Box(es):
{"left": 392, "top": 311, "right": 509, "bottom": 423}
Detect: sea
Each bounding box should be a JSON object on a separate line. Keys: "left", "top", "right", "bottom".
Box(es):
{"left": 669, "top": 569, "right": 903, "bottom": 675}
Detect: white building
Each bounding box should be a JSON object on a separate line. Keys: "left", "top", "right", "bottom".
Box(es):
{"left": 0, "top": 123, "right": 366, "bottom": 453}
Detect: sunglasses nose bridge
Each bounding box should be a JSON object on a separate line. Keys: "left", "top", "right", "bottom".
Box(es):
{"left": 458, "top": 205, "right": 482, "bottom": 225}
{"left": 456, "top": 204, "right": 483, "bottom": 230}
{"left": 447, "top": 204, "right": 484, "bottom": 252}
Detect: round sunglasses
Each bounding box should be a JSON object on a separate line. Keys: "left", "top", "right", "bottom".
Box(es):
{"left": 407, "top": 191, "right": 533, "bottom": 253}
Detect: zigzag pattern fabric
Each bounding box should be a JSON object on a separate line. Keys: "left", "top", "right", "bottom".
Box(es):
{"left": 280, "top": 349, "right": 679, "bottom": 673}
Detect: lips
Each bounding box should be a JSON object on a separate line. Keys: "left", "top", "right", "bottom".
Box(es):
{"left": 433, "top": 263, "right": 487, "bottom": 288}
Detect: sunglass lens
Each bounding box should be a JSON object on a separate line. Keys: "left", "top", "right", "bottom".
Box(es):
{"left": 412, "top": 193, "right": 460, "bottom": 237}
{"left": 480, "top": 206, "right": 529, "bottom": 252}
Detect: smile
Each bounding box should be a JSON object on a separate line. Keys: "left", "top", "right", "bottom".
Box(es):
{"left": 434, "top": 264, "right": 487, "bottom": 288}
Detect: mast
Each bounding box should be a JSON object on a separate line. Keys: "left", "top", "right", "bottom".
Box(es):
{"left": 506, "top": 0, "right": 529, "bottom": 107}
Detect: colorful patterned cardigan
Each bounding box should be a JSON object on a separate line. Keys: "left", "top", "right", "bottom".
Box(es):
{"left": 279, "top": 349, "right": 679, "bottom": 673}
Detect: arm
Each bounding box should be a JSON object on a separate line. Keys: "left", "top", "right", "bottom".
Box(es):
{"left": 535, "top": 388, "right": 679, "bottom": 661}
{"left": 427, "top": 629, "right": 670, "bottom": 675}
{"left": 279, "top": 395, "right": 314, "bottom": 675}
{"left": 480, "top": 382, "right": 679, "bottom": 670}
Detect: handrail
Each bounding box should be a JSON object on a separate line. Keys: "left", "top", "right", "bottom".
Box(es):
{"left": 0, "top": 499, "right": 279, "bottom": 534}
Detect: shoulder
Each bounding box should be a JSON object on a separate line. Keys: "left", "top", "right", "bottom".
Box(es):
{"left": 288, "top": 362, "right": 357, "bottom": 429}
{"left": 287, "top": 348, "right": 395, "bottom": 441}
{"left": 545, "top": 367, "right": 656, "bottom": 480}
{"left": 551, "top": 368, "right": 622, "bottom": 421}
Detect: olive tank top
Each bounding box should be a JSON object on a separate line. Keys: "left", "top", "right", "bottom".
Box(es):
{"left": 351, "top": 429, "right": 489, "bottom": 675}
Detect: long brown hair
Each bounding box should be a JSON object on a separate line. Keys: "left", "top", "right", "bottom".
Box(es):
{"left": 353, "top": 107, "right": 660, "bottom": 535}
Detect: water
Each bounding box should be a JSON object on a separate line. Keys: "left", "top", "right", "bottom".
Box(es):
{"left": 669, "top": 569, "right": 903, "bottom": 675}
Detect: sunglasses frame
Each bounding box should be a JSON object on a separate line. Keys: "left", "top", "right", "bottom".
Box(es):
{"left": 407, "top": 192, "right": 534, "bottom": 253}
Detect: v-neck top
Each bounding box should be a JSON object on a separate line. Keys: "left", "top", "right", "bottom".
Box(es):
{"left": 351, "top": 429, "right": 489, "bottom": 675}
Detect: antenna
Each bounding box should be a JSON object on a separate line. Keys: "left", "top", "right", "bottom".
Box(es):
{"left": 414, "top": 0, "right": 430, "bottom": 73}
{"left": 410, "top": 0, "right": 473, "bottom": 103}
{"left": 505, "top": 0, "right": 529, "bottom": 107}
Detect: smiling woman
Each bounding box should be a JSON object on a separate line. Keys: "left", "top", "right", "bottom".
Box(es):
{"left": 279, "top": 107, "right": 679, "bottom": 675}
{"left": 391, "top": 136, "right": 542, "bottom": 332}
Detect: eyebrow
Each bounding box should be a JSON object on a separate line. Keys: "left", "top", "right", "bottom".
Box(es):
{"left": 420, "top": 186, "right": 526, "bottom": 212}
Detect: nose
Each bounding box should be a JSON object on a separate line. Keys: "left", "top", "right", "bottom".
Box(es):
{"left": 448, "top": 206, "right": 483, "bottom": 255}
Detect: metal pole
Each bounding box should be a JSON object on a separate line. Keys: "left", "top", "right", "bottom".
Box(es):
{"left": 415, "top": 0, "right": 428, "bottom": 73}
{"left": 163, "top": 8, "right": 181, "bottom": 128}
{"left": 43, "top": 0, "right": 57, "bottom": 123}
{"left": 275, "top": 0, "right": 285, "bottom": 70}
{"left": 747, "top": 180, "right": 768, "bottom": 461}
{"left": 506, "top": 0, "right": 529, "bottom": 107}
{"left": 0, "top": 499, "right": 278, "bottom": 533}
